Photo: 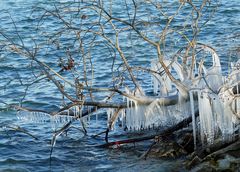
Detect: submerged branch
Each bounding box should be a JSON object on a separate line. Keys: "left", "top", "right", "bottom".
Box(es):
{"left": 50, "top": 121, "right": 72, "bottom": 157}
{"left": 3, "top": 125, "right": 38, "bottom": 140}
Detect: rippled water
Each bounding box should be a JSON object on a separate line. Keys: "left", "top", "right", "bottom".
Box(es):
{"left": 0, "top": 1, "right": 239, "bottom": 171}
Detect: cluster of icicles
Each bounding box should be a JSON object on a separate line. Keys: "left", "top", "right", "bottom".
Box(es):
{"left": 16, "top": 106, "right": 90, "bottom": 129}
{"left": 107, "top": 60, "right": 194, "bottom": 131}
{"left": 190, "top": 60, "right": 240, "bottom": 145}
{"left": 107, "top": 45, "right": 240, "bottom": 146}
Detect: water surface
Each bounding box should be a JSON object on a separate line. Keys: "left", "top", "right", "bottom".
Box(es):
{"left": 0, "top": 1, "right": 239, "bottom": 171}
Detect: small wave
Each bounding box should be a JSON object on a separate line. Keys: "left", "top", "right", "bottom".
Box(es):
{"left": 0, "top": 158, "right": 29, "bottom": 164}
{"left": 0, "top": 167, "right": 30, "bottom": 172}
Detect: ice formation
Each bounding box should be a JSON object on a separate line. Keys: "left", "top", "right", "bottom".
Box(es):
{"left": 115, "top": 44, "right": 239, "bottom": 147}
{"left": 16, "top": 111, "right": 51, "bottom": 123}
{"left": 190, "top": 57, "right": 240, "bottom": 145}
{"left": 117, "top": 87, "right": 192, "bottom": 131}
{"left": 111, "top": 58, "right": 194, "bottom": 131}
{"left": 17, "top": 105, "right": 88, "bottom": 129}
{"left": 15, "top": 43, "right": 239, "bottom": 147}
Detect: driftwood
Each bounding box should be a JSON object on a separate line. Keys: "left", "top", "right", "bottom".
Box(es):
{"left": 97, "top": 111, "right": 199, "bottom": 148}
{"left": 202, "top": 140, "right": 240, "bottom": 161}
{"left": 187, "top": 139, "right": 240, "bottom": 169}
{"left": 194, "top": 139, "right": 239, "bottom": 159}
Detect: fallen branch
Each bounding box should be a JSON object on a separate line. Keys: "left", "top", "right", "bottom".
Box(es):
{"left": 194, "top": 138, "right": 239, "bottom": 159}
{"left": 187, "top": 139, "right": 240, "bottom": 169}
{"left": 97, "top": 111, "right": 199, "bottom": 148}
{"left": 140, "top": 136, "right": 159, "bottom": 160}
{"left": 202, "top": 139, "right": 240, "bottom": 161}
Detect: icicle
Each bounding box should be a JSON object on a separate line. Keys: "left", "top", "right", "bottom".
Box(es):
{"left": 88, "top": 107, "right": 91, "bottom": 122}
{"left": 16, "top": 110, "right": 50, "bottom": 123}
{"left": 198, "top": 91, "right": 205, "bottom": 145}
{"left": 74, "top": 106, "right": 77, "bottom": 118}
{"left": 107, "top": 108, "right": 115, "bottom": 129}
{"left": 151, "top": 60, "right": 159, "bottom": 95}
{"left": 118, "top": 109, "right": 125, "bottom": 128}
{"left": 80, "top": 107, "right": 82, "bottom": 118}
{"left": 67, "top": 108, "right": 70, "bottom": 118}
{"left": 51, "top": 115, "right": 57, "bottom": 131}
{"left": 235, "top": 95, "right": 240, "bottom": 119}
{"left": 190, "top": 91, "right": 197, "bottom": 150}
{"left": 95, "top": 107, "right": 98, "bottom": 123}
{"left": 217, "top": 89, "right": 235, "bottom": 141}
{"left": 107, "top": 108, "right": 111, "bottom": 122}
{"left": 198, "top": 89, "right": 215, "bottom": 145}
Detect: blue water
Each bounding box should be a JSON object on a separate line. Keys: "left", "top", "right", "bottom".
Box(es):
{"left": 0, "top": 1, "right": 239, "bottom": 171}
